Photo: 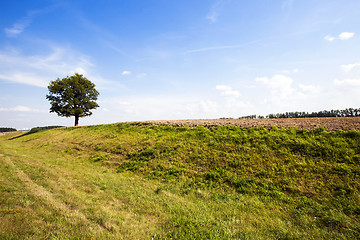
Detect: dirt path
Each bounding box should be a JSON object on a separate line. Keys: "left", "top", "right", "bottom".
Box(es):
{"left": 0, "top": 153, "right": 104, "bottom": 234}
{"left": 0, "top": 143, "right": 153, "bottom": 238}
{"left": 143, "top": 117, "right": 360, "bottom": 131}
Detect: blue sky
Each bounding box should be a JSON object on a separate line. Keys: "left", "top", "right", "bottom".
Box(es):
{"left": 1, "top": 0, "right": 360, "bottom": 129}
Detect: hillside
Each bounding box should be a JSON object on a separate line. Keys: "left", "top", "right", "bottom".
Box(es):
{"left": 1, "top": 121, "right": 360, "bottom": 239}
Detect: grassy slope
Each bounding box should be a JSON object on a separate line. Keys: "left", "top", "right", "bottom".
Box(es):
{"left": 0, "top": 123, "right": 359, "bottom": 239}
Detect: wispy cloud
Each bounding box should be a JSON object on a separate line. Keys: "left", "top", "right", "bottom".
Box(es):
{"left": 216, "top": 85, "right": 240, "bottom": 97}
{"left": 186, "top": 45, "right": 241, "bottom": 54}
{"left": 334, "top": 78, "right": 360, "bottom": 87}
{"left": 0, "top": 105, "right": 46, "bottom": 113}
{"left": 122, "top": 70, "right": 131, "bottom": 75}
{"left": 0, "top": 46, "right": 107, "bottom": 88}
{"left": 103, "top": 41, "right": 137, "bottom": 60}
{"left": 4, "top": 21, "right": 30, "bottom": 37}
{"left": 206, "top": 0, "right": 228, "bottom": 23}
{"left": 341, "top": 61, "right": 360, "bottom": 72}
{"left": 4, "top": 5, "right": 59, "bottom": 38}
{"left": 207, "top": 10, "right": 219, "bottom": 23}
{"left": 281, "top": 68, "right": 299, "bottom": 74}
{"left": 0, "top": 73, "right": 49, "bottom": 88}
{"left": 298, "top": 84, "right": 321, "bottom": 94}
{"left": 186, "top": 39, "right": 260, "bottom": 54}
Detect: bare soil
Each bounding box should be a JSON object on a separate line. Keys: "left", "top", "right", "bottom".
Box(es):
{"left": 143, "top": 117, "right": 360, "bottom": 131}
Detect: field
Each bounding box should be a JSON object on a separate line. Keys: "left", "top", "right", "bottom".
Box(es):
{"left": 1, "top": 118, "right": 360, "bottom": 239}
{"left": 144, "top": 116, "right": 360, "bottom": 131}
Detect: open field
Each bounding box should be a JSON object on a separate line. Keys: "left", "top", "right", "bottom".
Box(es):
{"left": 1, "top": 120, "right": 360, "bottom": 239}
{"left": 144, "top": 117, "right": 360, "bottom": 131}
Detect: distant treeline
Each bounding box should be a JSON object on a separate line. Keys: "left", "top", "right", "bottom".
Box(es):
{"left": 0, "top": 127, "right": 17, "bottom": 132}
{"left": 0, "top": 126, "right": 64, "bottom": 134}
{"left": 239, "top": 108, "right": 360, "bottom": 119}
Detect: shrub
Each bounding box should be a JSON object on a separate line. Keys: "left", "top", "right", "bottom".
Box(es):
{"left": 29, "top": 126, "right": 64, "bottom": 133}
{"left": 0, "top": 127, "right": 17, "bottom": 132}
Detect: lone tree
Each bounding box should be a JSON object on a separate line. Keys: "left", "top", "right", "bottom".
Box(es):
{"left": 46, "top": 73, "right": 99, "bottom": 126}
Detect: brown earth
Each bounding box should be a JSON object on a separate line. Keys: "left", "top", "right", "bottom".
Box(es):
{"left": 143, "top": 117, "right": 360, "bottom": 131}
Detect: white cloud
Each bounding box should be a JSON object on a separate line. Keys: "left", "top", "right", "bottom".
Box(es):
{"left": 281, "top": 68, "right": 299, "bottom": 74}
{"left": 255, "top": 74, "right": 293, "bottom": 96}
{"left": 0, "top": 46, "right": 108, "bottom": 88}
{"left": 299, "top": 84, "right": 321, "bottom": 94}
{"left": 98, "top": 91, "right": 254, "bottom": 122}
{"left": 324, "top": 32, "right": 355, "bottom": 41}
{"left": 225, "top": 98, "right": 253, "bottom": 108}
{"left": 200, "top": 100, "right": 218, "bottom": 113}
{"left": 255, "top": 76, "right": 325, "bottom": 108}
{"left": 0, "top": 105, "right": 45, "bottom": 112}
{"left": 341, "top": 61, "right": 360, "bottom": 72}
{"left": 339, "top": 32, "right": 355, "bottom": 40}
{"left": 254, "top": 74, "right": 320, "bottom": 108}
{"left": 70, "top": 67, "right": 88, "bottom": 76}
{"left": 122, "top": 70, "right": 131, "bottom": 75}
{"left": 324, "top": 35, "right": 335, "bottom": 42}
{"left": 0, "top": 73, "right": 49, "bottom": 88}
{"left": 215, "top": 85, "right": 240, "bottom": 97}
{"left": 334, "top": 78, "right": 360, "bottom": 86}
{"left": 4, "top": 22, "right": 29, "bottom": 37}
{"left": 101, "top": 95, "right": 205, "bottom": 120}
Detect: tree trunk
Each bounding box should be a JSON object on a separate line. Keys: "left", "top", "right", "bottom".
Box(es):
{"left": 75, "top": 115, "right": 79, "bottom": 126}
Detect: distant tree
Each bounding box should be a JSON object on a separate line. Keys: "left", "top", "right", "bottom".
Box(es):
{"left": 0, "top": 127, "right": 17, "bottom": 132}
{"left": 46, "top": 73, "right": 99, "bottom": 126}
{"left": 239, "top": 115, "right": 256, "bottom": 119}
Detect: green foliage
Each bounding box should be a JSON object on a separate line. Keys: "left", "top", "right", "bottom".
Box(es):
{"left": 265, "top": 108, "right": 360, "bottom": 118}
{"left": 29, "top": 126, "right": 64, "bottom": 133}
{"left": 89, "top": 153, "right": 108, "bottom": 162}
{"left": 46, "top": 73, "right": 99, "bottom": 126}
{"left": 0, "top": 127, "right": 17, "bottom": 132}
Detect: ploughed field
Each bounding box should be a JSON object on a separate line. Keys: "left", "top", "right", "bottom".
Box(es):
{"left": 144, "top": 117, "right": 360, "bottom": 131}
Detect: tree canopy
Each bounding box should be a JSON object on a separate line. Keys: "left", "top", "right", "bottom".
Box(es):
{"left": 46, "top": 73, "right": 99, "bottom": 126}
{"left": 0, "top": 127, "right": 17, "bottom": 132}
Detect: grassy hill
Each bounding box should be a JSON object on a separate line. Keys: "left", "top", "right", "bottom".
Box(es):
{"left": 1, "top": 122, "right": 359, "bottom": 239}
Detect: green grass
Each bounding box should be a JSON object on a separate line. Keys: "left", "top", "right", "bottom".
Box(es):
{"left": 0, "top": 123, "right": 359, "bottom": 239}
